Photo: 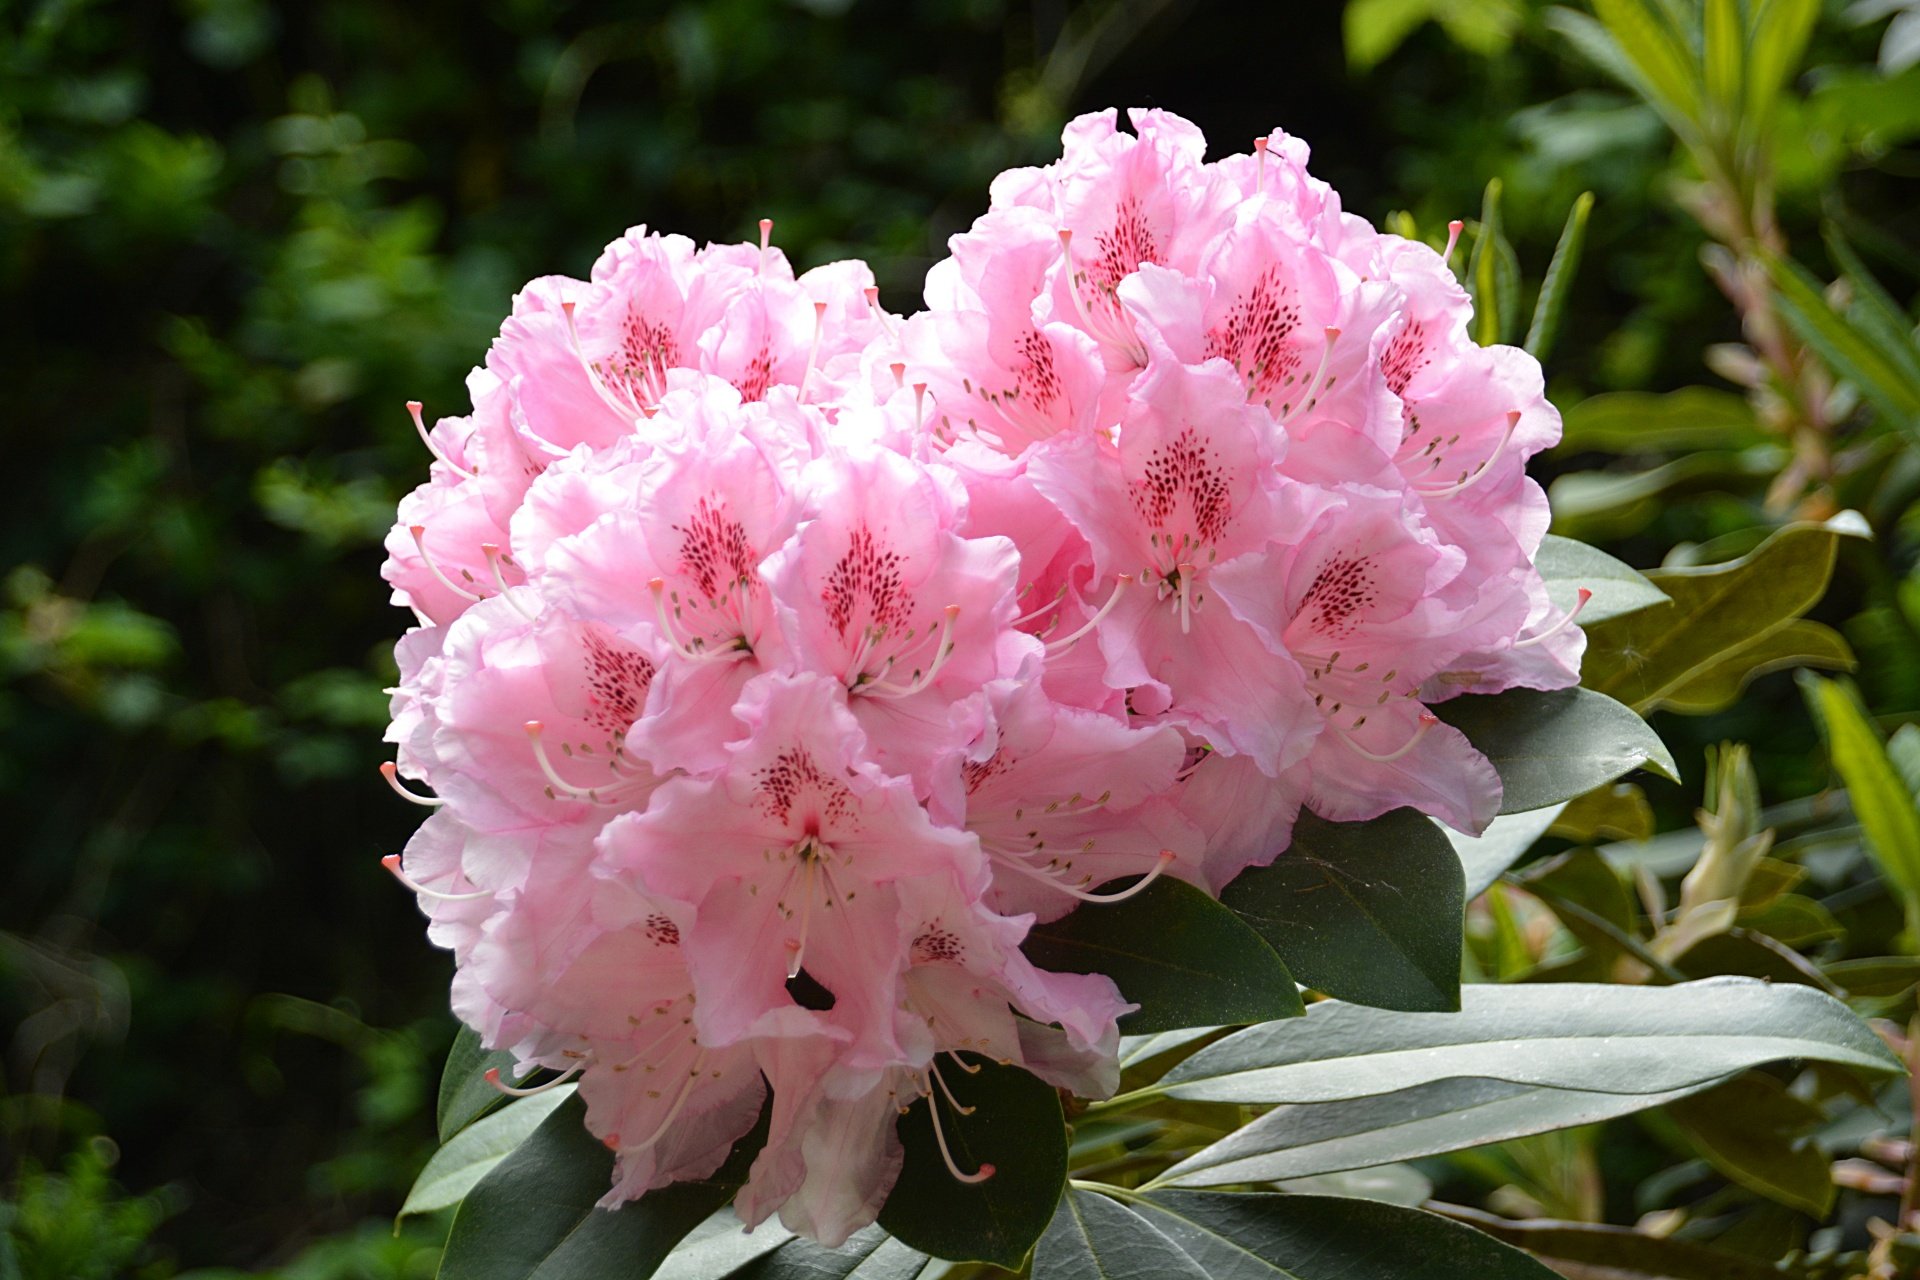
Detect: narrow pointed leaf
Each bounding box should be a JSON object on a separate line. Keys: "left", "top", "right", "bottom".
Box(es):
{"left": 1430, "top": 686, "right": 1677, "bottom": 813}
{"left": 403, "top": 1087, "right": 576, "bottom": 1218}
{"left": 1590, "top": 0, "right": 1706, "bottom": 129}
{"left": 437, "top": 1093, "right": 768, "bottom": 1280}
{"left": 1152, "top": 1075, "right": 1724, "bottom": 1188}
{"left": 1023, "top": 877, "right": 1302, "bottom": 1033}
{"left": 1702, "top": 0, "right": 1743, "bottom": 110}
{"left": 878, "top": 1057, "right": 1066, "bottom": 1269}
{"left": 1034, "top": 1188, "right": 1209, "bottom": 1280}
{"left": 438, "top": 1022, "right": 521, "bottom": 1143}
{"left": 1221, "top": 810, "right": 1463, "bottom": 1012}
{"left": 1746, "top": 0, "right": 1819, "bottom": 124}
{"left": 1436, "top": 1205, "right": 1812, "bottom": 1280}
{"left": 1803, "top": 674, "right": 1920, "bottom": 935}
{"left": 1131, "top": 1191, "right": 1563, "bottom": 1279}
{"left": 733, "top": 1227, "right": 930, "bottom": 1280}
{"left": 1766, "top": 252, "right": 1920, "bottom": 423}
{"left": 1524, "top": 192, "right": 1593, "bottom": 362}
{"left": 1155, "top": 977, "right": 1901, "bottom": 1105}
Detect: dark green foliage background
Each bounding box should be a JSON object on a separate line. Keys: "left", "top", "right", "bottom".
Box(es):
{"left": 1, "top": 0, "right": 1913, "bottom": 1275}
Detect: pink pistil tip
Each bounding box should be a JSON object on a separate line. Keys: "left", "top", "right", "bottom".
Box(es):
{"left": 380, "top": 853, "right": 401, "bottom": 873}
{"left": 484, "top": 1067, "right": 502, "bottom": 1086}
{"left": 1577, "top": 588, "right": 1594, "bottom": 603}
{"left": 1252, "top": 138, "right": 1268, "bottom": 153}
{"left": 602, "top": 1133, "right": 621, "bottom": 1150}
{"left": 405, "top": 400, "right": 422, "bottom": 413}
{"left": 977, "top": 1163, "right": 996, "bottom": 1179}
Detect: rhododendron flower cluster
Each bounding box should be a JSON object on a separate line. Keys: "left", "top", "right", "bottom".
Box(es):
{"left": 380, "top": 108, "right": 1583, "bottom": 1247}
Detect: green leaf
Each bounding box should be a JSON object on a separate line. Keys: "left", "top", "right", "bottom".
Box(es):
{"left": 1803, "top": 674, "right": 1920, "bottom": 937}
{"left": 1343, "top": 0, "right": 1434, "bottom": 70}
{"left": 1766, "top": 252, "right": 1920, "bottom": 425}
{"left": 1589, "top": 0, "right": 1706, "bottom": 133}
{"left": 732, "top": 1227, "right": 930, "bottom": 1280}
{"left": 1438, "top": 1204, "right": 1814, "bottom": 1280}
{"left": 1823, "top": 224, "right": 1920, "bottom": 389}
{"left": 1546, "top": 448, "right": 1781, "bottom": 540}
{"left": 655, "top": 1209, "right": 792, "bottom": 1280}
{"left": 1582, "top": 514, "right": 1868, "bottom": 713}
{"left": 1430, "top": 687, "right": 1678, "bottom": 814}
{"left": 1153, "top": 977, "right": 1901, "bottom": 1105}
{"left": 1023, "top": 877, "right": 1302, "bottom": 1034}
{"left": 1702, "top": 0, "right": 1743, "bottom": 113}
{"left": 1655, "top": 618, "right": 1854, "bottom": 714}
{"left": 437, "top": 1093, "right": 767, "bottom": 1280}
{"left": 402, "top": 1087, "right": 576, "bottom": 1218}
{"left": 1151, "top": 1075, "right": 1721, "bottom": 1188}
{"left": 1534, "top": 534, "right": 1668, "bottom": 625}
{"left": 1447, "top": 805, "right": 1565, "bottom": 898}
{"left": 1554, "top": 387, "right": 1766, "bottom": 454}
{"left": 1467, "top": 180, "right": 1517, "bottom": 346}
{"left": 1033, "top": 1188, "right": 1210, "bottom": 1280}
{"left": 1552, "top": 783, "right": 1655, "bottom": 842}
{"left": 438, "top": 1022, "right": 520, "bottom": 1143}
{"left": 1220, "top": 810, "right": 1463, "bottom": 1012}
{"left": 1524, "top": 192, "right": 1593, "bottom": 363}
{"left": 1130, "top": 1191, "right": 1564, "bottom": 1279}
{"left": 1666, "top": 1073, "right": 1835, "bottom": 1216}
{"left": 878, "top": 1057, "right": 1066, "bottom": 1269}
{"left": 1271, "top": 1165, "right": 1433, "bottom": 1206}
{"left": 1746, "top": 0, "right": 1819, "bottom": 125}
{"left": 1825, "top": 955, "right": 1920, "bottom": 999}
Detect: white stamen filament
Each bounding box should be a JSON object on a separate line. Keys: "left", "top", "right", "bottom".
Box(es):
{"left": 1277, "top": 327, "right": 1340, "bottom": 425}
{"left": 558, "top": 301, "right": 648, "bottom": 426}
{"left": 408, "top": 525, "right": 484, "bottom": 603}
{"left": 923, "top": 1062, "right": 995, "bottom": 1184}
{"left": 382, "top": 852, "right": 491, "bottom": 901}
{"left": 1413, "top": 411, "right": 1518, "bottom": 498}
{"left": 649, "top": 578, "right": 748, "bottom": 665}
{"left": 1013, "top": 583, "right": 1069, "bottom": 630}
{"left": 622, "top": 1050, "right": 708, "bottom": 1153}
{"left": 407, "top": 401, "right": 477, "bottom": 480}
{"left": 524, "top": 720, "right": 627, "bottom": 803}
{"left": 798, "top": 301, "right": 829, "bottom": 404}
{"left": 1515, "top": 588, "right": 1592, "bottom": 649}
{"left": 1337, "top": 712, "right": 1437, "bottom": 764}
{"left": 1044, "top": 575, "right": 1132, "bottom": 656}
{"left": 484, "top": 1063, "right": 583, "bottom": 1096}
{"left": 864, "top": 286, "right": 899, "bottom": 339}
{"left": 380, "top": 761, "right": 445, "bottom": 807}
{"left": 1055, "top": 228, "right": 1145, "bottom": 363}
{"left": 480, "top": 544, "right": 536, "bottom": 620}
{"left": 863, "top": 606, "right": 961, "bottom": 698}
{"left": 785, "top": 858, "right": 818, "bottom": 979}
{"left": 993, "top": 849, "right": 1176, "bottom": 904}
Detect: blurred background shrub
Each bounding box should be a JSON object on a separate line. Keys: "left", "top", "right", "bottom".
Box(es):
{"left": 1, "top": 0, "right": 1915, "bottom": 1274}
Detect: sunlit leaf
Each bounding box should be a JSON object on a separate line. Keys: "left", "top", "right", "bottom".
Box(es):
{"left": 1154, "top": 978, "right": 1900, "bottom": 1105}
{"left": 1802, "top": 674, "right": 1920, "bottom": 937}
{"left": 1151, "top": 1075, "right": 1721, "bottom": 1188}
{"left": 1431, "top": 686, "right": 1678, "bottom": 813}
{"left": 1534, "top": 535, "right": 1667, "bottom": 625}
{"left": 402, "top": 1087, "right": 575, "bottom": 1218}
{"left": 1033, "top": 1187, "right": 1210, "bottom": 1280}
{"left": 1524, "top": 192, "right": 1594, "bottom": 363}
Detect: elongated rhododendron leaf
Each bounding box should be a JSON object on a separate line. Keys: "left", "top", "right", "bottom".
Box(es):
{"left": 437, "top": 1094, "right": 767, "bottom": 1280}
{"left": 437, "top": 1023, "right": 521, "bottom": 1143}
{"left": 1432, "top": 686, "right": 1678, "bottom": 812}
{"left": 1222, "top": 810, "right": 1465, "bottom": 1012}
{"left": 1023, "top": 878, "right": 1304, "bottom": 1033}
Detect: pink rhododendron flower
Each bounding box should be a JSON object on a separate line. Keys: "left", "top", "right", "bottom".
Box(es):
{"left": 378, "top": 107, "right": 1587, "bottom": 1244}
